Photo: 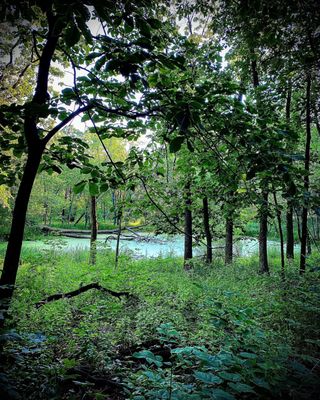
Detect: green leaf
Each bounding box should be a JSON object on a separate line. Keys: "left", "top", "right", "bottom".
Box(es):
{"left": 65, "top": 23, "right": 81, "bottom": 47}
{"left": 194, "top": 371, "right": 223, "bottom": 385}
{"left": 169, "top": 136, "right": 184, "bottom": 153}
{"left": 61, "top": 88, "right": 76, "bottom": 101}
{"left": 211, "top": 389, "right": 236, "bottom": 400}
{"left": 251, "top": 377, "right": 271, "bottom": 390}
{"left": 73, "top": 180, "right": 86, "bottom": 194}
{"left": 133, "top": 350, "right": 163, "bottom": 367}
{"left": 100, "top": 183, "right": 109, "bottom": 192}
{"left": 147, "top": 18, "right": 162, "bottom": 29}
{"left": 95, "top": 55, "right": 107, "bottom": 71}
{"left": 228, "top": 382, "right": 255, "bottom": 393}
{"left": 239, "top": 352, "right": 257, "bottom": 359}
{"left": 136, "top": 18, "right": 151, "bottom": 38}
{"left": 218, "top": 372, "right": 242, "bottom": 382}
{"left": 89, "top": 181, "right": 99, "bottom": 196}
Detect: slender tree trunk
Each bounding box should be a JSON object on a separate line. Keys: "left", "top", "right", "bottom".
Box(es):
{"left": 225, "top": 217, "right": 233, "bottom": 265}
{"left": 85, "top": 202, "right": 89, "bottom": 228}
{"left": 112, "top": 191, "right": 117, "bottom": 225}
{"left": 259, "top": 191, "right": 269, "bottom": 274}
{"left": 286, "top": 205, "right": 294, "bottom": 259}
{"left": 115, "top": 211, "right": 122, "bottom": 269}
{"left": 49, "top": 208, "right": 52, "bottom": 225}
{"left": 300, "top": 74, "right": 312, "bottom": 274}
{"left": 61, "top": 188, "right": 69, "bottom": 224}
{"left": 0, "top": 148, "right": 43, "bottom": 308}
{"left": 43, "top": 202, "right": 48, "bottom": 225}
{"left": 273, "top": 191, "right": 285, "bottom": 280}
{"left": 89, "top": 195, "right": 98, "bottom": 265}
{"left": 285, "top": 81, "right": 294, "bottom": 259}
{"left": 184, "top": 182, "right": 193, "bottom": 269}
{"left": 296, "top": 208, "right": 302, "bottom": 242}
{"left": 67, "top": 193, "right": 74, "bottom": 223}
{"left": 202, "top": 197, "right": 212, "bottom": 263}
{"left": 251, "top": 55, "right": 269, "bottom": 274}
{"left": 307, "top": 231, "right": 312, "bottom": 255}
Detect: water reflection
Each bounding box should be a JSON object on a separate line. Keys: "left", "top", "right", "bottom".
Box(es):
{"left": 22, "top": 233, "right": 298, "bottom": 259}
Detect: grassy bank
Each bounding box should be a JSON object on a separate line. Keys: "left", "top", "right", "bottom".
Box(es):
{"left": 1, "top": 247, "right": 320, "bottom": 399}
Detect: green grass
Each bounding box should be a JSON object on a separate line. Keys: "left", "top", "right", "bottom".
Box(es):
{"left": 1, "top": 247, "right": 320, "bottom": 399}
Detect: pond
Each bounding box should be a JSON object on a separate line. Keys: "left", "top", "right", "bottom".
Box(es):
{"left": 21, "top": 233, "right": 297, "bottom": 259}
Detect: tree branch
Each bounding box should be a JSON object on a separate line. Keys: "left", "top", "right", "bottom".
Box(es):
{"left": 42, "top": 104, "right": 93, "bottom": 144}
{"left": 35, "top": 282, "right": 132, "bottom": 308}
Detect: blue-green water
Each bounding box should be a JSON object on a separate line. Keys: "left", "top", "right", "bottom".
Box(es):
{"left": 21, "top": 234, "right": 297, "bottom": 259}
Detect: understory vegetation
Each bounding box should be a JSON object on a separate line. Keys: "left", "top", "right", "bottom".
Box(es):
{"left": 1, "top": 0, "right": 320, "bottom": 399}
{"left": 1, "top": 246, "right": 320, "bottom": 399}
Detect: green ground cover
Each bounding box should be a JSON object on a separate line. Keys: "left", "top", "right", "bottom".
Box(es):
{"left": 0, "top": 246, "right": 320, "bottom": 399}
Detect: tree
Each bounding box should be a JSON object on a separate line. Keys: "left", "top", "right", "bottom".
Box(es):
{"left": 0, "top": 0, "right": 166, "bottom": 323}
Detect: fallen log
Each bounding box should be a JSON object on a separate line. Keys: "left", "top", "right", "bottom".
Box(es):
{"left": 41, "top": 225, "right": 145, "bottom": 235}
{"left": 42, "top": 226, "right": 119, "bottom": 234}
{"left": 60, "top": 233, "right": 92, "bottom": 239}
{"left": 35, "top": 282, "right": 131, "bottom": 308}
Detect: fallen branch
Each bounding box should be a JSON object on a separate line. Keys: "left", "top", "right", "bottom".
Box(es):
{"left": 35, "top": 282, "right": 131, "bottom": 308}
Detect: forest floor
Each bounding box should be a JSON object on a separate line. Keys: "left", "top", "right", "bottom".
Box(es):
{"left": 0, "top": 246, "right": 320, "bottom": 399}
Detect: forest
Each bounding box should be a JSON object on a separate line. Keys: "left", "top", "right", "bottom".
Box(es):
{"left": 0, "top": 0, "right": 320, "bottom": 399}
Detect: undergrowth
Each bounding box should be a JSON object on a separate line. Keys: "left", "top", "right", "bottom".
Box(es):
{"left": 0, "top": 245, "right": 320, "bottom": 399}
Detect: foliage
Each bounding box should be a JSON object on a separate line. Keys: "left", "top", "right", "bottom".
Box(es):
{"left": 0, "top": 246, "right": 320, "bottom": 399}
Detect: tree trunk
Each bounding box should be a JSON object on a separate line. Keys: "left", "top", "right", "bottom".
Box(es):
{"left": 184, "top": 182, "right": 193, "bottom": 269}
{"left": 67, "top": 193, "right": 74, "bottom": 223}
{"left": 225, "top": 217, "right": 233, "bottom": 265}
{"left": 296, "top": 209, "right": 302, "bottom": 242}
{"left": 115, "top": 210, "right": 122, "bottom": 269}
{"left": 250, "top": 55, "right": 269, "bottom": 274}
{"left": 0, "top": 9, "right": 65, "bottom": 327}
{"left": 84, "top": 202, "right": 89, "bottom": 228}
{"left": 286, "top": 204, "right": 294, "bottom": 259}
{"left": 89, "top": 195, "right": 98, "bottom": 265}
{"left": 259, "top": 191, "right": 269, "bottom": 274}
{"left": 202, "top": 197, "right": 212, "bottom": 263}
{"left": 307, "top": 231, "right": 312, "bottom": 255}
{"left": 112, "top": 191, "right": 117, "bottom": 225}
{"left": 0, "top": 148, "right": 43, "bottom": 310}
{"left": 273, "top": 191, "right": 285, "bottom": 280}
{"left": 300, "top": 74, "right": 312, "bottom": 274}
{"left": 285, "top": 82, "right": 294, "bottom": 259}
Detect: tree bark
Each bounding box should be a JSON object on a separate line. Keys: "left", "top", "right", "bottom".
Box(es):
{"left": 225, "top": 217, "right": 233, "bottom": 265}
{"left": 202, "top": 197, "right": 212, "bottom": 263}
{"left": 112, "top": 191, "right": 117, "bottom": 225}
{"left": 273, "top": 191, "right": 285, "bottom": 280}
{"left": 300, "top": 74, "right": 312, "bottom": 274}
{"left": 250, "top": 55, "right": 269, "bottom": 274}
{"left": 285, "top": 82, "right": 295, "bottom": 259}
{"left": 115, "top": 210, "right": 122, "bottom": 269}
{"left": 286, "top": 205, "right": 294, "bottom": 259}
{"left": 184, "top": 182, "right": 193, "bottom": 269}
{"left": 89, "top": 195, "right": 98, "bottom": 265}
{"left": 0, "top": 147, "right": 44, "bottom": 311}
{"left": 259, "top": 191, "right": 269, "bottom": 274}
